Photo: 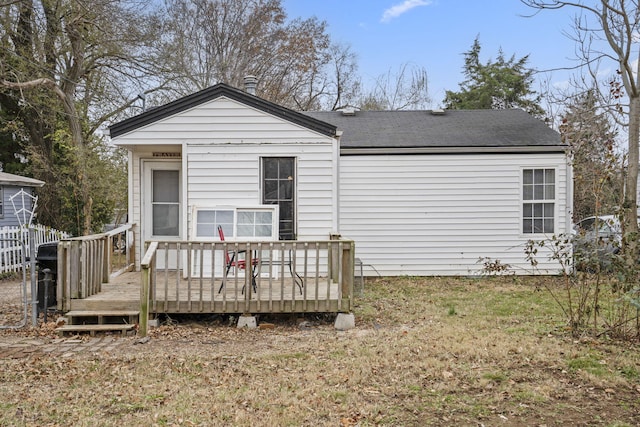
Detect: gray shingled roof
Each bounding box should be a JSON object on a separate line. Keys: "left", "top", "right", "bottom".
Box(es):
{"left": 304, "top": 109, "right": 564, "bottom": 153}
{"left": 0, "top": 172, "right": 44, "bottom": 187}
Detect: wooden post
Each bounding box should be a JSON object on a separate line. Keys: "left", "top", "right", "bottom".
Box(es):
{"left": 245, "top": 242, "right": 252, "bottom": 309}
{"left": 329, "top": 233, "right": 341, "bottom": 284}
{"left": 128, "top": 224, "right": 137, "bottom": 270}
{"left": 140, "top": 241, "right": 158, "bottom": 337}
{"left": 140, "top": 264, "right": 150, "bottom": 337}
{"left": 102, "top": 234, "right": 111, "bottom": 284}
{"left": 340, "top": 240, "right": 354, "bottom": 312}
{"left": 57, "top": 241, "right": 66, "bottom": 311}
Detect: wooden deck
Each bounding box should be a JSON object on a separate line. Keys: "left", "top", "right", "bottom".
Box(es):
{"left": 57, "top": 232, "right": 355, "bottom": 336}
{"left": 69, "top": 270, "right": 341, "bottom": 314}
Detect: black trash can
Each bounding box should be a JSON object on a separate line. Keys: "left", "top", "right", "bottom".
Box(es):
{"left": 36, "top": 242, "right": 58, "bottom": 310}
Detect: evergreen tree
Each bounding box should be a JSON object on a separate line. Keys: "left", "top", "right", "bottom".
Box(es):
{"left": 560, "top": 90, "right": 621, "bottom": 221}
{"left": 443, "top": 37, "right": 545, "bottom": 119}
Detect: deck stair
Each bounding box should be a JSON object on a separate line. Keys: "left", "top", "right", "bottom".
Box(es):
{"left": 56, "top": 310, "right": 139, "bottom": 336}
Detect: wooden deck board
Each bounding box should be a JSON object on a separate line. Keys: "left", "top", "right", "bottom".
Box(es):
{"left": 69, "top": 271, "right": 342, "bottom": 314}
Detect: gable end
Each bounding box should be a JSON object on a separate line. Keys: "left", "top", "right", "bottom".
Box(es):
{"left": 109, "top": 84, "right": 337, "bottom": 138}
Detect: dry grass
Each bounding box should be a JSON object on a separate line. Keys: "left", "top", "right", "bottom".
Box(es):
{"left": 0, "top": 276, "right": 639, "bottom": 426}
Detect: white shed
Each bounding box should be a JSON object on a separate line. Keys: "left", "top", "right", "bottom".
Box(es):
{"left": 110, "top": 83, "right": 570, "bottom": 276}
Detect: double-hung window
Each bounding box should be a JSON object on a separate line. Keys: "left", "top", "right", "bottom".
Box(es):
{"left": 522, "top": 168, "right": 555, "bottom": 234}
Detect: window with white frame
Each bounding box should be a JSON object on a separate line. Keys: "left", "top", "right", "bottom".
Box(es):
{"left": 193, "top": 206, "right": 279, "bottom": 240}
{"left": 195, "top": 209, "right": 234, "bottom": 238}
{"left": 522, "top": 168, "right": 555, "bottom": 234}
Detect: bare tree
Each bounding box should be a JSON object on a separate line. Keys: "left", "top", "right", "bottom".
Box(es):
{"left": 523, "top": 1, "right": 640, "bottom": 257}
{"left": 359, "top": 63, "right": 430, "bottom": 110}
{"left": 286, "top": 42, "right": 362, "bottom": 111}
{"left": 156, "top": 0, "right": 337, "bottom": 110}
{"left": 0, "top": 0, "right": 161, "bottom": 234}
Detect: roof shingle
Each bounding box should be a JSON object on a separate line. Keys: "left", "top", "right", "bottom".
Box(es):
{"left": 304, "top": 109, "right": 563, "bottom": 152}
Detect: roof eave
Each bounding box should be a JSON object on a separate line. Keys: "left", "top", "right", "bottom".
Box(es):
{"left": 0, "top": 180, "right": 45, "bottom": 187}
{"left": 339, "top": 145, "right": 568, "bottom": 155}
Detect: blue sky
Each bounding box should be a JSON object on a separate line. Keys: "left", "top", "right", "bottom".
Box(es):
{"left": 283, "top": 0, "right": 581, "bottom": 107}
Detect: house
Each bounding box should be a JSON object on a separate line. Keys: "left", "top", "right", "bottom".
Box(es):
{"left": 304, "top": 109, "right": 571, "bottom": 276}
{"left": 0, "top": 171, "right": 44, "bottom": 228}
{"left": 109, "top": 81, "right": 571, "bottom": 277}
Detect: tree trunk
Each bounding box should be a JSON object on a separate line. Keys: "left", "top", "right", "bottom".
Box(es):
{"left": 623, "top": 95, "right": 640, "bottom": 266}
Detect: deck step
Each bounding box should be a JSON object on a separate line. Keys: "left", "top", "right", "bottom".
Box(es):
{"left": 55, "top": 324, "right": 137, "bottom": 337}
{"left": 65, "top": 310, "right": 139, "bottom": 318}
{"left": 65, "top": 310, "right": 139, "bottom": 326}
{"left": 61, "top": 310, "right": 140, "bottom": 336}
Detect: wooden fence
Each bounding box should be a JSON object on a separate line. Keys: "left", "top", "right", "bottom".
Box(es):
{"left": 57, "top": 224, "right": 136, "bottom": 311}
{"left": 0, "top": 225, "right": 69, "bottom": 274}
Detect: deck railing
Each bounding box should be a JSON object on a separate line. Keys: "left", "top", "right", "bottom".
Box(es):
{"left": 139, "top": 238, "right": 355, "bottom": 336}
{"left": 57, "top": 224, "right": 136, "bottom": 311}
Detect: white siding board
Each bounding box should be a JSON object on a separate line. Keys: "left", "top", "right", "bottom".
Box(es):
{"left": 340, "top": 153, "right": 569, "bottom": 276}
{"left": 114, "top": 97, "right": 334, "bottom": 145}
{"left": 186, "top": 141, "right": 336, "bottom": 241}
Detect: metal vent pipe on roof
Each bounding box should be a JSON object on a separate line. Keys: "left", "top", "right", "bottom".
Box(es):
{"left": 243, "top": 75, "right": 258, "bottom": 95}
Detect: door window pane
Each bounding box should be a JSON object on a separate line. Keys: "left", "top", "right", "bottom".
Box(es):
{"left": 153, "top": 170, "right": 179, "bottom": 203}
{"left": 153, "top": 205, "right": 179, "bottom": 236}
{"left": 152, "top": 169, "right": 179, "bottom": 236}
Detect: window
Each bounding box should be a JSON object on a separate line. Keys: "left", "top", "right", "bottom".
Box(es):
{"left": 196, "top": 209, "right": 233, "bottom": 237}
{"left": 237, "top": 210, "right": 275, "bottom": 238}
{"left": 151, "top": 170, "right": 180, "bottom": 236}
{"left": 522, "top": 168, "right": 555, "bottom": 234}
{"left": 193, "top": 206, "right": 278, "bottom": 240}
{"left": 0, "top": 186, "right": 3, "bottom": 218}
{"left": 262, "top": 157, "right": 295, "bottom": 240}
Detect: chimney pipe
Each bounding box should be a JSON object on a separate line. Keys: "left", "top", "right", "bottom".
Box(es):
{"left": 243, "top": 75, "right": 258, "bottom": 95}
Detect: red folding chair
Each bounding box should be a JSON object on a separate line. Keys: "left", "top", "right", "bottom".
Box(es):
{"left": 217, "top": 225, "right": 259, "bottom": 294}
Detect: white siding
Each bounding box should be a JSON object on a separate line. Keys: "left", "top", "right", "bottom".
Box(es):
{"left": 113, "top": 97, "right": 331, "bottom": 144}
{"left": 114, "top": 97, "right": 338, "bottom": 269}
{"left": 187, "top": 142, "right": 335, "bottom": 240}
{"left": 339, "top": 153, "right": 571, "bottom": 276}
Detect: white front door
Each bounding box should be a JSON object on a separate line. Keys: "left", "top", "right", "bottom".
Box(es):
{"left": 143, "top": 161, "right": 182, "bottom": 268}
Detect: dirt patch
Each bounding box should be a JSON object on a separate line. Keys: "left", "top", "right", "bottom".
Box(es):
{"left": 0, "top": 276, "right": 638, "bottom": 426}
{"left": 0, "top": 275, "right": 30, "bottom": 328}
